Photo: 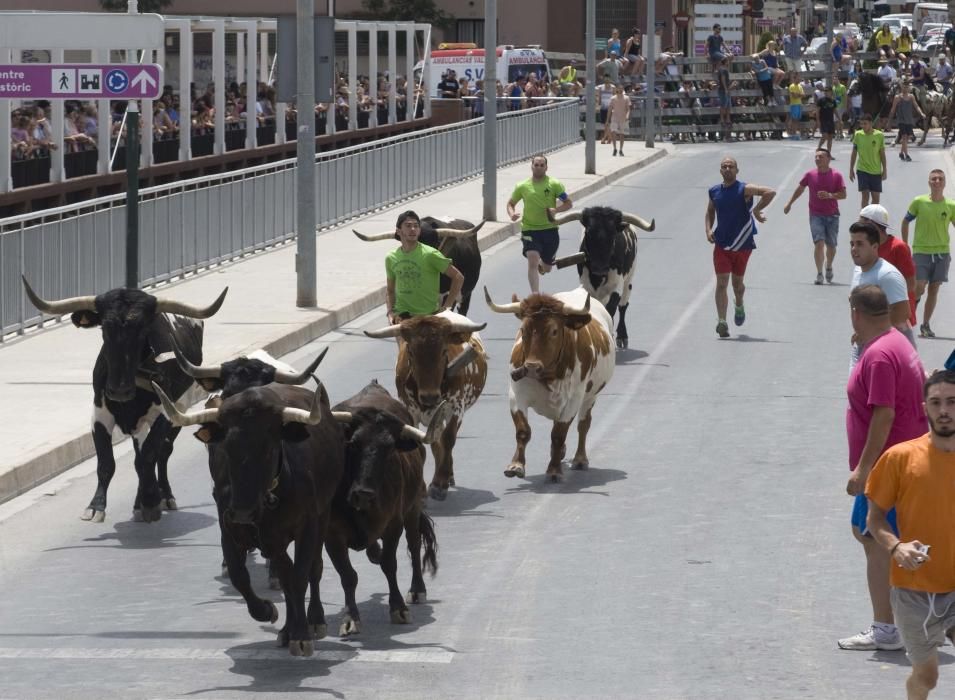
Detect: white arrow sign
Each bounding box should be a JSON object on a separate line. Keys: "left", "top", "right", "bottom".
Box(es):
{"left": 130, "top": 69, "right": 157, "bottom": 95}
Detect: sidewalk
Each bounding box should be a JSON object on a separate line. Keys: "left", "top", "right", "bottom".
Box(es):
{"left": 0, "top": 140, "right": 667, "bottom": 505}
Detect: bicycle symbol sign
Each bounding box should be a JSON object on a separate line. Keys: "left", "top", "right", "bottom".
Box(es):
{"left": 105, "top": 69, "right": 129, "bottom": 94}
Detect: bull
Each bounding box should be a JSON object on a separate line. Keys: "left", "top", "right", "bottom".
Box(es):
{"left": 21, "top": 277, "right": 227, "bottom": 523}
{"left": 485, "top": 287, "right": 615, "bottom": 482}
{"left": 364, "top": 311, "right": 487, "bottom": 500}
{"left": 153, "top": 381, "right": 343, "bottom": 657}
{"left": 354, "top": 216, "right": 484, "bottom": 316}
{"left": 551, "top": 206, "right": 655, "bottom": 349}
{"left": 325, "top": 380, "right": 446, "bottom": 636}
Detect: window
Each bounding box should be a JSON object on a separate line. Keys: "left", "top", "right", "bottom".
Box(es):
{"left": 457, "top": 19, "right": 484, "bottom": 46}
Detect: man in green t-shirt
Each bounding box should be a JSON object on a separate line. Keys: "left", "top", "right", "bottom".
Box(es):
{"left": 849, "top": 115, "right": 887, "bottom": 208}
{"left": 506, "top": 154, "right": 573, "bottom": 293}
{"left": 901, "top": 169, "right": 955, "bottom": 338}
{"left": 385, "top": 210, "right": 464, "bottom": 324}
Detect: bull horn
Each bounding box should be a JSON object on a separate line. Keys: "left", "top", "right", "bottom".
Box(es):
{"left": 446, "top": 344, "right": 477, "bottom": 377}
{"left": 353, "top": 229, "right": 397, "bottom": 242}
{"left": 21, "top": 276, "right": 96, "bottom": 315}
{"left": 550, "top": 211, "right": 583, "bottom": 227}
{"left": 331, "top": 410, "right": 353, "bottom": 424}
{"left": 562, "top": 293, "right": 592, "bottom": 317}
{"left": 161, "top": 337, "right": 221, "bottom": 379}
{"left": 273, "top": 347, "right": 328, "bottom": 384}
{"left": 447, "top": 318, "right": 487, "bottom": 334}
{"left": 281, "top": 386, "right": 324, "bottom": 425}
{"left": 433, "top": 220, "right": 486, "bottom": 239}
{"left": 621, "top": 212, "right": 655, "bottom": 231}
{"left": 484, "top": 286, "right": 522, "bottom": 315}
{"left": 151, "top": 381, "right": 220, "bottom": 427}
{"left": 156, "top": 287, "right": 229, "bottom": 319}
{"left": 364, "top": 324, "right": 403, "bottom": 339}
{"left": 401, "top": 400, "right": 451, "bottom": 444}
{"left": 554, "top": 252, "right": 588, "bottom": 270}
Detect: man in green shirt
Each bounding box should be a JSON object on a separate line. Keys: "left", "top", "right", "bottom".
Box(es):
{"left": 385, "top": 210, "right": 464, "bottom": 324}
{"left": 901, "top": 169, "right": 955, "bottom": 338}
{"left": 849, "top": 115, "right": 887, "bottom": 208}
{"left": 507, "top": 154, "right": 573, "bottom": 293}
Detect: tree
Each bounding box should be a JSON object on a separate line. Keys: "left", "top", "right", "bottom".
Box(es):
{"left": 99, "top": 0, "right": 173, "bottom": 12}
{"left": 357, "top": 0, "right": 454, "bottom": 29}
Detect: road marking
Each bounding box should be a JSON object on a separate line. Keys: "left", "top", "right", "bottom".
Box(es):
{"left": 0, "top": 647, "right": 453, "bottom": 663}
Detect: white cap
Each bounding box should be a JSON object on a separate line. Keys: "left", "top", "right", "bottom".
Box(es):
{"left": 859, "top": 204, "right": 890, "bottom": 229}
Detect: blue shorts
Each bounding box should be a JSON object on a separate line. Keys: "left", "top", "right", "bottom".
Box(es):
{"left": 851, "top": 494, "right": 898, "bottom": 536}
{"left": 856, "top": 170, "right": 882, "bottom": 193}
{"left": 790, "top": 105, "right": 802, "bottom": 120}
{"left": 809, "top": 214, "right": 839, "bottom": 247}
{"left": 521, "top": 228, "right": 559, "bottom": 265}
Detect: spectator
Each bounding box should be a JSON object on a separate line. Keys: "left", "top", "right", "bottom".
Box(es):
{"left": 607, "top": 27, "right": 622, "bottom": 56}
{"left": 753, "top": 41, "right": 785, "bottom": 87}
{"left": 597, "top": 75, "right": 615, "bottom": 144}
{"left": 934, "top": 55, "right": 953, "bottom": 94}
{"left": 751, "top": 55, "right": 775, "bottom": 106}
{"left": 472, "top": 79, "right": 485, "bottom": 117}
{"left": 523, "top": 74, "right": 542, "bottom": 107}
{"left": 706, "top": 24, "right": 727, "bottom": 69}
{"left": 787, "top": 69, "right": 804, "bottom": 140}
{"left": 896, "top": 26, "right": 914, "bottom": 55}
{"left": 597, "top": 51, "right": 622, "bottom": 84}
{"left": 623, "top": 27, "right": 645, "bottom": 77}
{"left": 910, "top": 54, "right": 928, "bottom": 88}
{"left": 11, "top": 112, "right": 34, "bottom": 159}
{"left": 437, "top": 70, "right": 460, "bottom": 98}
{"left": 558, "top": 59, "right": 581, "bottom": 96}
{"left": 31, "top": 107, "right": 57, "bottom": 152}
{"left": 606, "top": 84, "right": 630, "bottom": 156}
{"left": 507, "top": 75, "right": 526, "bottom": 111}
{"left": 832, "top": 32, "right": 852, "bottom": 71}
{"left": 64, "top": 108, "right": 94, "bottom": 152}
{"left": 873, "top": 23, "right": 896, "bottom": 59}
{"left": 716, "top": 56, "right": 733, "bottom": 141}
{"left": 782, "top": 26, "right": 808, "bottom": 72}
{"left": 152, "top": 101, "right": 176, "bottom": 138}
{"left": 878, "top": 57, "right": 898, "bottom": 88}
{"left": 165, "top": 95, "right": 180, "bottom": 126}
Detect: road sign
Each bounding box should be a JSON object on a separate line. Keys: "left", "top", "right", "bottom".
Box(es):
{"left": 0, "top": 64, "right": 162, "bottom": 99}
{"left": 0, "top": 12, "right": 163, "bottom": 50}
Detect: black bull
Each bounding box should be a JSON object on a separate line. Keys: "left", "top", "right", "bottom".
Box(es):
{"left": 21, "top": 277, "right": 227, "bottom": 523}
{"left": 353, "top": 217, "right": 483, "bottom": 316}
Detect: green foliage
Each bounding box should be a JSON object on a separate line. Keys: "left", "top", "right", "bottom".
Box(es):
{"left": 99, "top": 0, "right": 173, "bottom": 12}
{"left": 756, "top": 32, "right": 774, "bottom": 52}
{"left": 864, "top": 33, "right": 878, "bottom": 70}
{"left": 358, "top": 0, "right": 454, "bottom": 29}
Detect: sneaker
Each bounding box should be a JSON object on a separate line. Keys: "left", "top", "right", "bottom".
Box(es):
{"left": 815, "top": 272, "right": 824, "bottom": 285}
{"left": 825, "top": 267, "right": 834, "bottom": 283}
{"left": 734, "top": 304, "right": 745, "bottom": 327}
{"left": 716, "top": 320, "right": 730, "bottom": 338}
{"left": 837, "top": 626, "right": 905, "bottom": 651}
{"left": 612, "top": 148, "right": 617, "bottom": 156}
{"left": 920, "top": 323, "right": 936, "bottom": 338}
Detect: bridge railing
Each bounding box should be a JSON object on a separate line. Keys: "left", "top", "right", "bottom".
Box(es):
{"left": 0, "top": 99, "right": 580, "bottom": 341}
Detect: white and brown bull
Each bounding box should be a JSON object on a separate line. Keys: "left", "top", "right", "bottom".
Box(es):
{"left": 485, "top": 287, "right": 615, "bottom": 482}
{"left": 551, "top": 206, "right": 654, "bottom": 349}
{"left": 364, "top": 311, "right": 487, "bottom": 500}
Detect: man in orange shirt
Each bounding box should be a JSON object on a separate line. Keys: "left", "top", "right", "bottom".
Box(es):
{"left": 867, "top": 370, "right": 955, "bottom": 700}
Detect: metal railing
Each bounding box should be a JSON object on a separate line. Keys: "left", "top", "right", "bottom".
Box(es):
{"left": 1, "top": 99, "right": 579, "bottom": 340}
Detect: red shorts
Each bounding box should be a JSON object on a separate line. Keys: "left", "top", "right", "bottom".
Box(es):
{"left": 713, "top": 247, "right": 752, "bottom": 276}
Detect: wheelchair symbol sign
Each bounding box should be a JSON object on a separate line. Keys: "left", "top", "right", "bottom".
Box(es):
{"left": 105, "top": 69, "right": 129, "bottom": 94}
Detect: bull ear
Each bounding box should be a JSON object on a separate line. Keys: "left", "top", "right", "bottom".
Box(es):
{"left": 195, "top": 425, "right": 224, "bottom": 444}
{"left": 281, "top": 422, "right": 311, "bottom": 443}
{"left": 394, "top": 435, "right": 421, "bottom": 452}
{"left": 71, "top": 310, "right": 101, "bottom": 328}
{"left": 564, "top": 312, "right": 591, "bottom": 331}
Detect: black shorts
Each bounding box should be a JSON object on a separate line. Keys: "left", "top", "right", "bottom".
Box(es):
{"left": 521, "top": 228, "right": 560, "bottom": 265}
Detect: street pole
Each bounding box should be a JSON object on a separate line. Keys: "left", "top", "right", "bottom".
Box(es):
{"left": 645, "top": 0, "right": 656, "bottom": 148}
{"left": 585, "top": 0, "right": 595, "bottom": 173}
{"left": 296, "top": 0, "right": 317, "bottom": 307}
{"left": 826, "top": 0, "right": 835, "bottom": 87}
{"left": 483, "top": 0, "right": 497, "bottom": 222}
{"left": 125, "top": 101, "right": 140, "bottom": 289}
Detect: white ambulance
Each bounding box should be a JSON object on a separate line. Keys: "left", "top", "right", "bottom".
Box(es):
{"left": 417, "top": 44, "right": 550, "bottom": 97}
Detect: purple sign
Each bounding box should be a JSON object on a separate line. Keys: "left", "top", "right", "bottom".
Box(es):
{"left": 0, "top": 64, "right": 162, "bottom": 99}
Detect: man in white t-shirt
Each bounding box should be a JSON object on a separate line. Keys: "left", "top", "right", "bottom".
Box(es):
{"left": 877, "top": 60, "right": 897, "bottom": 87}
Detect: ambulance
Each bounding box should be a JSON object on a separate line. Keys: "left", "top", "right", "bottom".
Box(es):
{"left": 417, "top": 43, "right": 550, "bottom": 97}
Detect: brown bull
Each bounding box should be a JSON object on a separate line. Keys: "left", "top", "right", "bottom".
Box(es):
{"left": 365, "top": 312, "right": 487, "bottom": 500}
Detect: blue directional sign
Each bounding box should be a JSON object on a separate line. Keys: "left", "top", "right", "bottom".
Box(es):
{"left": 105, "top": 69, "right": 129, "bottom": 94}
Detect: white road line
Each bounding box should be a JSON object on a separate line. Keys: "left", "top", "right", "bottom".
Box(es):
{"left": 0, "top": 647, "right": 453, "bottom": 663}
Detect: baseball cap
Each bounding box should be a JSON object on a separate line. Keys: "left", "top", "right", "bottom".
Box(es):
{"left": 859, "top": 204, "right": 890, "bottom": 229}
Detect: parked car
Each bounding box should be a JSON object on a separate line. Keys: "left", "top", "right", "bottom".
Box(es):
{"left": 802, "top": 37, "right": 830, "bottom": 72}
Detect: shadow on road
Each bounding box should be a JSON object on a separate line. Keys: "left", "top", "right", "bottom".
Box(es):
{"left": 728, "top": 334, "right": 786, "bottom": 343}
{"left": 41, "top": 510, "right": 219, "bottom": 553}
{"left": 502, "top": 466, "right": 628, "bottom": 496}
{"left": 616, "top": 348, "right": 649, "bottom": 363}
{"left": 426, "top": 484, "right": 500, "bottom": 517}
{"left": 867, "top": 649, "right": 955, "bottom": 667}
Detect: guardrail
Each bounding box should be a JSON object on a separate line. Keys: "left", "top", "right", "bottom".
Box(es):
{"left": 0, "top": 99, "right": 579, "bottom": 341}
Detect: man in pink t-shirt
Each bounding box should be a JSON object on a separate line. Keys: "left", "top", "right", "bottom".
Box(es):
{"left": 838, "top": 284, "right": 927, "bottom": 652}
{"left": 783, "top": 148, "right": 847, "bottom": 284}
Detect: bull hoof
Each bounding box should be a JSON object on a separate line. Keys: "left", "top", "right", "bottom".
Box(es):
{"left": 546, "top": 469, "right": 563, "bottom": 483}
{"left": 220, "top": 562, "right": 229, "bottom": 578}
{"left": 159, "top": 497, "right": 178, "bottom": 511}
{"left": 390, "top": 608, "right": 412, "bottom": 624}
{"left": 448, "top": 476, "right": 455, "bottom": 487}
{"left": 503, "top": 464, "right": 526, "bottom": 479}
{"left": 406, "top": 590, "right": 427, "bottom": 604}
{"left": 132, "top": 508, "right": 144, "bottom": 522}
{"left": 571, "top": 460, "right": 589, "bottom": 471}
{"left": 311, "top": 623, "right": 327, "bottom": 640}
{"left": 428, "top": 484, "right": 448, "bottom": 501}
{"left": 289, "top": 639, "right": 314, "bottom": 657}
{"left": 139, "top": 505, "right": 162, "bottom": 523}
{"left": 81, "top": 508, "right": 106, "bottom": 523}
{"left": 339, "top": 615, "right": 361, "bottom": 637}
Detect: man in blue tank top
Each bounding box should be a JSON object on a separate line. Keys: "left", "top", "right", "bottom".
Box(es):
{"left": 705, "top": 157, "right": 777, "bottom": 338}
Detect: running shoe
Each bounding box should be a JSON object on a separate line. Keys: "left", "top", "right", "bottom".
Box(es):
{"left": 815, "top": 272, "right": 824, "bottom": 285}
{"left": 920, "top": 323, "right": 936, "bottom": 338}
{"left": 734, "top": 304, "right": 745, "bottom": 326}
{"left": 837, "top": 626, "right": 905, "bottom": 651}
{"left": 716, "top": 320, "right": 730, "bottom": 338}
{"left": 905, "top": 154, "right": 913, "bottom": 162}
{"left": 825, "top": 267, "right": 834, "bottom": 283}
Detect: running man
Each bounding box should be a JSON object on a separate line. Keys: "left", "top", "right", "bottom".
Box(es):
{"left": 849, "top": 114, "right": 887, "bottom": 208}
{"left": 705, "top": 157, "right": 777, "bottom": 338}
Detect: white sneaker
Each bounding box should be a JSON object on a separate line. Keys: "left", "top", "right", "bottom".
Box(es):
{"left": 838, "top": 626, "right": 905, "bottom": 651}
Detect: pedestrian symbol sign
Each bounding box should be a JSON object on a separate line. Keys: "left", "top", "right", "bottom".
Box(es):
{"left": 0, "top": 64, "right": 161, "bottom": 99}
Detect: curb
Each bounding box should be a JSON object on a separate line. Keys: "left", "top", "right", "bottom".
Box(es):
{"left": 0, "top": 146, "right": 667, "bottom": 506}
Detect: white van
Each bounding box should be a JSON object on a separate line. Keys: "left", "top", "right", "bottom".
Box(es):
{"left": 913, "top": 3, "right": 949, "bottom": 35}
{"left": 418, "top": 44, "right": 550, "bottom": 97}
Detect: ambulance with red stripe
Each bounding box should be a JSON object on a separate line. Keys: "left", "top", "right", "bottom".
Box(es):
{"left": 417, "top": 43, "right": 550, "bottom": 97}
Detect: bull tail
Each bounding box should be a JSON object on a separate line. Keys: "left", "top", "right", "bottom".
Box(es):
{"left": 418, "top": 511, "right": 439, "bottom": 577}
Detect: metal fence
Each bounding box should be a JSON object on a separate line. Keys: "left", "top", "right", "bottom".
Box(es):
{"left": 1, "top": 99, "right": 579, "bottom": 340}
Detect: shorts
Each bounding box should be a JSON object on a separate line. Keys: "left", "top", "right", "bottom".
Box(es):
{"left": 713, "top": 246, "right": 752, "bottom": 276}
{"left": 809, "top": 214, "right": 839, "bottom": 247}
{"left": 850, "top": 493, "right": 898, "bottom": 536}
{"left": 609, "top": 121, "right": 629, "bottom": 135}
{"left": 898, "top": 123, "right": 915, "bottom": 137}
{"left": 790, "top": 105, "right": 802, "bottom": 120}
{"left": 521, "top": 228, "right": 559, "bottom": 265}
{"left": 891, "top": 588, "right": 955, "bottom": 665}
{"left": 856, "top": 170, "right": 882, "bottom": 193}
{"left": 913, "top": 253, "right": 951, "bottom": 283}
{"left": 718, "top": 92, "right": 731, "bottom": 108}
{"left": 625, "top": 54, "right": 641, "bottom": 64}
{"left": 599, "top": 107, "right": 608, "bottom": 123}
{"left": 819, "top": 120, "right": 835, "bottom": 135}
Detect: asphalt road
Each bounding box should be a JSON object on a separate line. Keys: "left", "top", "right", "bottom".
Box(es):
{"left": 2, "top": 137, "right": 955, "bottom": 700}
